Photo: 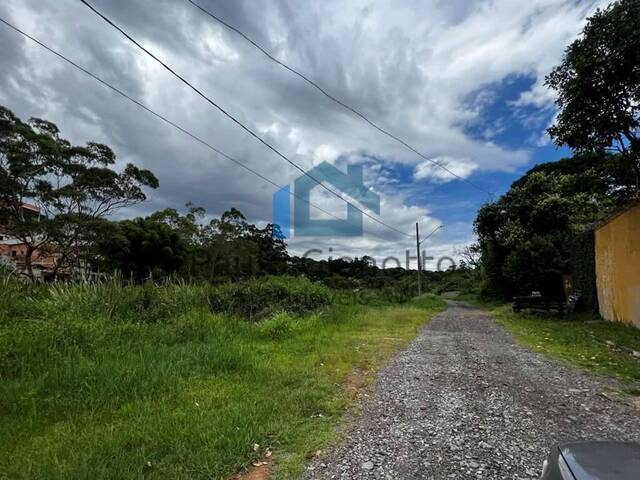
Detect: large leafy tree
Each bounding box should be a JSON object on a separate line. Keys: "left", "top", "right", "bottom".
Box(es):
{"left": 202, "top": 208, "right": 288, "bottom": 280}
{"left": 475, "top": 153, "right": 634, "bottom": 300}
{"left": 141, "top": 206, "right": 289, "bottom": 281}
{"left": 0, "top": 105, "right": 158, "bottom": 279}
{"left": 546, "top": 0, "right": 640, "bottom": 189}
{"left": 96, "top": 217, "right": 187, "bottom": 281}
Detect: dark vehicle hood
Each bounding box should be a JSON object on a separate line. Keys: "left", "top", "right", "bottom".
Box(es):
{"left": 560, "top": 442, "right": 640, "bottom": 480}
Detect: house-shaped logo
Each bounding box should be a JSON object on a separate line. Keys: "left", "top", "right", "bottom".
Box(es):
{"left": 272, "top": 161, "right": 380, "bottom": 238}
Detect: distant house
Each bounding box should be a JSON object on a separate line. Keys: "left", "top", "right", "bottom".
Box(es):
{"left": 0, "top": 204, "right": 63, "bottom": 280}
{"left": 594, "top": 201, "right": 640, "bottom": 328}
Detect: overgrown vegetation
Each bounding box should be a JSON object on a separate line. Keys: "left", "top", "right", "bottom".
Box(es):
{"left": 463, "top": 295, "right": 640, "bottom": 386}
{"left": 0, "top": 275, "right": 446, "bottom": 479}
{"left": 208, "top": 275, "right": 332, "bottom": 321}
{"left": 475, "top": 153, "right": 636, "bottom": 301}
{"left": 475, "top": 0, "right": 640, "bottom": 303}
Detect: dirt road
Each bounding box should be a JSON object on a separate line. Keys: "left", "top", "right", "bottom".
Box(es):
{"left": 304, "top": 302, "right": 640, "bottom": 479}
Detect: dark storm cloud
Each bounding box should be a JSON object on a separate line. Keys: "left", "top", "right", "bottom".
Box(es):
{"left": 0, "top": 0, "right": 608, "bottom": 259}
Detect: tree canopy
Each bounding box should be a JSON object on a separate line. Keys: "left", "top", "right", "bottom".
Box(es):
{"left": 0, "top": 105, "right": 158, "bottom": 279}
{"left": 475, "top": 153, "right": 634, "bottom": 300}
{"left": 546, "top": 0, "right": 640, "bottom": 189}
{"left": 96, "top": 217, "right": 187, "bottom": 281}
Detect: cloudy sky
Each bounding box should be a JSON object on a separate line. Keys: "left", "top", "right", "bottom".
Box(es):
{"left": 0, "top": 0, "right": 605, "bottom": 269}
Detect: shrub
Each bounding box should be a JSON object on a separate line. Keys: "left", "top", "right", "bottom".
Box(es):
{"left": 343, "top": 277, "right": 418, "bottom": 306}
{"left": 256, "top": 312, "right": 300, "bottom": 339}
{"left": 208, "top": 276, "right": 332, "bottom": 321}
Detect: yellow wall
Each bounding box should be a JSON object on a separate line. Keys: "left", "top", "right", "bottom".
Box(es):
{"left": 595, "top": 204, "right": 640, "bottom": 328}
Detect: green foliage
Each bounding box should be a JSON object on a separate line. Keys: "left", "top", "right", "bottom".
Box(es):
{"left": 96, "top": 218, "right": 188, "bottom": 281}
{"left": 484, "top": 303, "right": 640, "bottom": 384}
{"left": 546, "top": 0, "right": 640, "bottom": 185}
{"left": 208, "top": 276, "right": 332, "bottom": 321}
{"left": 475, "top": 153, "right": 634, "bottom": 300}
{"left": 0, "top": 276, "right": 210, "bottom": 326}
{"left": 144, "top": 206, "right": 289, "bottom": 282}
{"left": 480, "top": 0, "right": 640, "bottom": 302}
{"left": 424, "top": 267, "right": 478, "bottom": 296}
{"left": 255, "top": 312, "right": 303, "bottom": 340}
{"left": 567, "top": 230, "right": 598, "bottom": 310}
{"left": 348, "top": 276, "right": 420, "bottom": 305}
{"left": 0, "top": 276, "right": 446, "bottom": 479}
{"left": 0, "top": 105, "right": 158, "bottom": 279}
{"left": 0, "top": 275, "right": 43, "bottom": 323}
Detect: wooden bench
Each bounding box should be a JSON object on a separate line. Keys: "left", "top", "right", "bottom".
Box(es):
{"left": 512, "top": 289, "right": 582, "bottom": 315}
{"left": 513, "top": 295, "right": 565, "bottom": 313}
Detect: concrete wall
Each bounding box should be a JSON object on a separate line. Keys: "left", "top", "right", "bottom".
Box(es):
{"left": 595, "top": 204, "right": 640, "bottom": 328}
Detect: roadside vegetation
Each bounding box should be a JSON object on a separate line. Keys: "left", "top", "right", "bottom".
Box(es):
{"left": 0, "top": 275, "right": 445, "bottom": 479}
{"left": 475, "top": 0, "right": 639, "bottom": 304}
{"left": 453, "top": 0, "right": 640, "bottom": 393}
{"left": 458, "top": 294, "right": 640, "bottom": 388}
{"left": 1, "top": 0, "right": 639, "bottom": 478}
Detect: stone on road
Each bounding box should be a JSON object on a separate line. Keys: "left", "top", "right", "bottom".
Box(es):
{"left": 304, "top": 301, "right": 640, "bottom": 479}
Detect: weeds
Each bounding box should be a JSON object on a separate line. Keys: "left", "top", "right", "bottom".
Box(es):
{"left": 467, "top": 298, "right": 640, "bottom": 384}
{"left": 0, "top": 274, "right": 447, "bottom": 479}
{"left": 208, "top": 275, "right": 332, "bottom": 321}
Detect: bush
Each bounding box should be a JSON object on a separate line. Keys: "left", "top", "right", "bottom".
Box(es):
{"left": 256, "top": 312, "right": 301, "bottom": 339}
{"left": 342, "top": 277, "right": 418, "bottom": 306}
{"left": 208, "top": 276, "right": 332, "bottom": 321}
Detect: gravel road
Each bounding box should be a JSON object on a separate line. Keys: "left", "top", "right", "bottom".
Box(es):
{"left": 303, "top": 301, "right": 640, "bottom": 479}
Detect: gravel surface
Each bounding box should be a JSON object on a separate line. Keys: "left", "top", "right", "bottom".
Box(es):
{"left": 304, "top": 301, "right": 640, "bottom": 479}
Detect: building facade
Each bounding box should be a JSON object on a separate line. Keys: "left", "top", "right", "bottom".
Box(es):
{"left": 595, "top": 203, "right": 640, "bottom": 328}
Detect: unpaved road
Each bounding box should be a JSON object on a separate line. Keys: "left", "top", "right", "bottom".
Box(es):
{"left": 304, "top": 302, "right": 640, "bottom": 479}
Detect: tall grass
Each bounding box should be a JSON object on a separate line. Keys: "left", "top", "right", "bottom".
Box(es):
{"left": 208, "top": 275, "right": 332, "bottom": 320}
{"left": 0, "top": 275, "right": 446, "bottom": 479}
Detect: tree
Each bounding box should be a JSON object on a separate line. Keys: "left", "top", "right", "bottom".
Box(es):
{"left": 97, "top": 217, "right": 187, "bottom": 281}
{"left": 148, "top": 202, "right": 206, "bottom": 246}
{"left": 0, "top": 106, "right": 158, "bottom": 279}
{"left": 247, "top": 223, "right": 288, "bottom": 276}
{"left": 456, "top": 243, "right": 481, "bottom": 271}
{"left": 203, "top": 208, "right": 288, "bottom": 280}
{"left": 474, "top": 153, "right": 633, "bottom": 300}
{"left": 455, "top": 242, "right": 482, "bottom": 284}
{"left": 144, "top": 205, "right": 289, "bottom": 281}
{"left": 546, "top": 0, "right": 640, "bottom": 189}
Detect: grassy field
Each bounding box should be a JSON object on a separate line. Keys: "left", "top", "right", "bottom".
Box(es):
{"left": 0, "top": 277, "right": 445, "bottom": 479}
{"left": 460, "top": 294, "right": 640, "bottom": 388}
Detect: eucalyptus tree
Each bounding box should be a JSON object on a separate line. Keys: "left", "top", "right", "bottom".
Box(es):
{"left": 0, "top": 105, "right": 158, "bottom": 279}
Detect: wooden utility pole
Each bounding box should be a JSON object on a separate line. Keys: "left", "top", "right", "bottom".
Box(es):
{"left": 416, "top": 222, "right": 422, "bottom": 296}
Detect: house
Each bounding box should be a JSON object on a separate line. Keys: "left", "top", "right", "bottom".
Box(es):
{"left": 0, "top": 204, "right": 63, "bottom": 280}
{"left": 594, "top": 201, "right": 640, "bottom": 328}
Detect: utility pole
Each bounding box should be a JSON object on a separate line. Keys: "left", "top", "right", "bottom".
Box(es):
{"left": 415, "top": 223, "right": 444, "bottom": 297}
{"left": 416, "top": 222, "right": 422, "bottom": 296}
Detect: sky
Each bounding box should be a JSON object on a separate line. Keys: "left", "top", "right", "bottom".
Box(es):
{"left": 0, "top": 0, "right": 605, "bottom": 269}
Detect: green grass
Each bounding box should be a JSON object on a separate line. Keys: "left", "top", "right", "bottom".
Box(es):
{"left": 461, "top": 294, "right": 640, "bottom": 386}
{"left": 0, "top": 279, "right": 445, "bottom": 479}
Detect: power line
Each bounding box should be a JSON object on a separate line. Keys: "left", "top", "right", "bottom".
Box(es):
{"left": 418, "top": 224, "right": 444, "bottom": 246}
{"left": 186, "top": 0, "right": 495, "bottom": 198}
{"left": 0, "top": 15, "right": 403, "bottom": 243}
{"left": 78, "top": 0, "right": 412, "bottom": 238}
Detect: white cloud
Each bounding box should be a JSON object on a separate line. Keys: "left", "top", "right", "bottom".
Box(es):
{"left": 0, "top": 0, "right": 606, "bottom": 268}
{"left": 414, "top": 157, "right": 478, "bottom": 183}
